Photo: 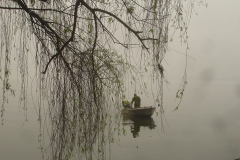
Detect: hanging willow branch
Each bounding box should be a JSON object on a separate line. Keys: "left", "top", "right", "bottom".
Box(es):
{"left": 0, "top": 0, "right": 205, "bottom": 159}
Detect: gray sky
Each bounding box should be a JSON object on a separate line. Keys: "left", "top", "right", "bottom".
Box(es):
{"left": 165, "top": 0, "right": 240, "bottom": 81}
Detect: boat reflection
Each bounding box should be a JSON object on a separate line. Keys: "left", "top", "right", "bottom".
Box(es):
{"left": 122, "top": 116, "right": 156, "bottom": 138}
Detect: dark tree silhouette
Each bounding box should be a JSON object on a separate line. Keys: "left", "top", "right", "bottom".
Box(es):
{"left": 0, "top": 0, "right": 204, "bottom": 159}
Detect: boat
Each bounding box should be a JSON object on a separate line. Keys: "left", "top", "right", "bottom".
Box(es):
{"left": 121, "top": 106, "right": 155, "bottom": 117}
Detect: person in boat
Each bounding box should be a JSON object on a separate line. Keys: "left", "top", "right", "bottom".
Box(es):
{"left": 131, "top": 94, "right": 141, "bottom": 108}
{"left": 122, "top": 100, "right": 131, "bottom": 108}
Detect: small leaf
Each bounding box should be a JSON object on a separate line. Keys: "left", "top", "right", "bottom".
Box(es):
{"left": 88, "top": 23, "right": 93, "bottom": 33}
{"left": 127, "top": 6, "right": 134, "bottom": 14}
{"left": 108, "top": 17, "right": 113, "bottom": 23}
{"left": 30, "top": 0, "right": 35, "bottom": 5}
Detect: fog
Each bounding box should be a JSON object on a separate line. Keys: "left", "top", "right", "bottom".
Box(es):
{"left": 166, "top": 0, "right": 240, "bottom": 82}
{"left": 0, "top": 1, "right": 240, "bottom": 160}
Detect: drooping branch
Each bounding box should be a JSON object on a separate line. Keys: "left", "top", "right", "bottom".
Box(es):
{"left": 80, "top": 1, "right": 157, "bottom": 49}
{"left": 27, "top": 0, "right": 82, "bottom": 74}
{"left": 0, "top": 0, "right": 205, "bottom": 158}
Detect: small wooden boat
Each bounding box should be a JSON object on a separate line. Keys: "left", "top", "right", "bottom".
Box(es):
{"left": 122, "top": 106, "right": 155, "bottom": 117}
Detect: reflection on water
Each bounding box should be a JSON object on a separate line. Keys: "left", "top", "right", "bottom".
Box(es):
{"left": 122, "top": 116, "right": 156, "bottom": 138}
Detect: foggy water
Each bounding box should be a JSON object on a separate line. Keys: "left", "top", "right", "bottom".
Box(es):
{"left": 1, "top": 0, "right": 240, "bottom": 160}
{"left": 109, "top": 80, "right": 240, "bottom": 160}
{"left": 1, "top": 81, "right": 239, "bottom": 160}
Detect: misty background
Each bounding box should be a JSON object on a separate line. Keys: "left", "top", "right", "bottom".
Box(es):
{"left": 0, "top": 0, "right": 239, "bottom": 160}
